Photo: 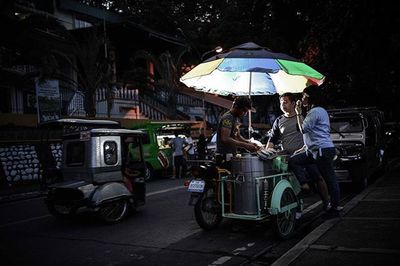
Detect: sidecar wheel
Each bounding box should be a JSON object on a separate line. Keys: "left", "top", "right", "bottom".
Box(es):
{"left": 194, "top": 188, "right": 222, "bottom": 230}
{"left": 272, "top": 188, "right": 297, "bottom": 239}
{"left": 98, "top": 199, "right": 129, "bottom": 224}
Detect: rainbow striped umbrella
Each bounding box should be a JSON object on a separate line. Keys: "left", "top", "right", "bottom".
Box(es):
{"left": 180, "top": 42, "right": 324, "bottom": 96}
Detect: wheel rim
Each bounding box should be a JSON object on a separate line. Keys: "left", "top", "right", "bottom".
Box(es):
{"left": 99, "top": 200, "right": 128, "bottom": 222}
{"left": 276, "top": 189, "right": 296, "bottom": 237}
{"left": 200, "top": 189, "right": 220, "bottom": 225}
{"left": 145, "top": 164, "right": 152, "bottom": 180}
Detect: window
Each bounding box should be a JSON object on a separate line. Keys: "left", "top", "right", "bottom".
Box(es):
{"left": 142, "top": 133, "right": 150, "bottom": 144}
{"left": 104, "top": 141, "right": 118, "bottom": 165}
{"left": 66, "top": 142, "right": 85, "bottom": 166}
{"left": 330, "top": 118, "right": 363, "bottom": 133}
{"left": 74, "top": 19, "right": 92, "bottom": 29}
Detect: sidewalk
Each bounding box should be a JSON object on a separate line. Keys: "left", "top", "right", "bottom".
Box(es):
{"left": 271, "top": 163, "right": 400, "bottom": 266}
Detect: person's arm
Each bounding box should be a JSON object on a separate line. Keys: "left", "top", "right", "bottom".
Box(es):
{"left": 235, "top": 126, "right": 262, "bottom": 151}
{"left": 265, "top": 118, "right": 281, "bottom": 149}
{"left": 295, "top": 100, "right": 305, "bottom": 134}
{"left": 293, "top": 145, "right": 306, "bottom": 155}
{"left": 220, "top": 127, "right": 259, "bottom": 152}
{"left": 266, "top": 140, "right": 275, "bottom": 149}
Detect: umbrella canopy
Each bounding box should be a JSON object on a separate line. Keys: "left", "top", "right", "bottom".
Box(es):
{"left": 180, "top": 42, "right": 325, "bottom": 96}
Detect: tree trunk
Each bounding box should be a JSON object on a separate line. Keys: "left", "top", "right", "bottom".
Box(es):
{"left": 84, "top": 88, "right": 97, "bottom": 117}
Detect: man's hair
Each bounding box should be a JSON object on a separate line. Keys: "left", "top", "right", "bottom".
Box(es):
{"left": 233, "top": 97, "right": 252, "bottom": 109}
{"left": 279, "top": 92, "right": 296, "bottom": 102}
{"left": 303, "top": 85, "right": 324, "bottom": 106}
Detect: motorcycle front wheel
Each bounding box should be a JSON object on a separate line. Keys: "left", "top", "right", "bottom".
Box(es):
{"left": 194, "top": 188, "right": 222, "bottom": 230}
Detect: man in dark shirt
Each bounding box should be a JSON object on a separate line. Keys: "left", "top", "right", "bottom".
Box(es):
{"left": 266, "top": 93, "right": 330, "bottom": 210}
{"left": 216, "top": 97, "right": 260, "bottom": 167}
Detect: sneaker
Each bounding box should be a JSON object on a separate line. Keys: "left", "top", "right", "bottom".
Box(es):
{"left": 295, "top": 212, "right": 303, "bottom": 220}
{"left": 325, "top": 202, "right": 331, "bottom": 211}
{"left": 325, "top": 202, "right": 343, "bottom": 212}
{"left": 334, "top": 206, "right": 344, "bottom": 212}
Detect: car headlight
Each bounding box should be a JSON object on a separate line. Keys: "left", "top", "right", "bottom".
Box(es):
{"left": 337, "top": 143, "right": 363, "bottom": 160}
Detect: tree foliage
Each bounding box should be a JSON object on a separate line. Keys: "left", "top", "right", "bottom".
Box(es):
{"left": 80, "top": 0, "right": 399, "bottom": 119}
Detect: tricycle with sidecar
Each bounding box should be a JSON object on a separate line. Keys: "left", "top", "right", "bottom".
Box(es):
{"left": 45, "top": 119, "right": 146, "bottom": 223}
{"left": 187, "top": 153, "right": 302, "bottom": 239}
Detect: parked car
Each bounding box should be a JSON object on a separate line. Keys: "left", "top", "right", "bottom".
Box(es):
{"left": 328, "top": 107, "right": 384, "bottom": 191}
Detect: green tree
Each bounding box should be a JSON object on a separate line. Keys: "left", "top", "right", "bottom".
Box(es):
{"left": 78, "top": 0, "right": 400, "bottom": 119}
{"left": 45, "top": 28, "right": 112, "bottom": 117}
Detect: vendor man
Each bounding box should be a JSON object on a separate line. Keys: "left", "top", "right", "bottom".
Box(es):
{"left": 216, "top": 97, "right": 260, "bottom": 168}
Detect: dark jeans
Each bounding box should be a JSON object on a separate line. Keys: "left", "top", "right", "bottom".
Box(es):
{"left": 289, "top": 147, "right": 341, "bottom": 208}
{"left": 173, "top": 155, "right": 186, "bottom": 178}
{"left": 304, "top": 164, "right": 323, "bottom": 182}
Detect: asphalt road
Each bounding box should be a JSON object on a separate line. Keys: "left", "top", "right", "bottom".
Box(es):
{"left": 0, "top": 178, "right": 355, "bottom": 266}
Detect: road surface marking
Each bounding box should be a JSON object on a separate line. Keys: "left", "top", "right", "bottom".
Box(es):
{"left": 232, "top": 247, "right": 247, "bottom": 255}
{"left": 209, "top": 256, "right": 232, "bottom": 265}
{"left": 0, "top": 215, "right": 51, "bottom": 228}
{"left": 303, "top": 200, "right": 322, "bottom": 214}
{"left": 146, "top": 186, "right": 186, "bottom": 197}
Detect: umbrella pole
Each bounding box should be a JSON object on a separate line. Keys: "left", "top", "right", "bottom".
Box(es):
{"left": 248, "top": 72, "right": 252, "bottom": 139}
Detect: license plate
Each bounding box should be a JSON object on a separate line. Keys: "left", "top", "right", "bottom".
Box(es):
{"left": 188, "top": 180, "right": 205, "bottom": 193}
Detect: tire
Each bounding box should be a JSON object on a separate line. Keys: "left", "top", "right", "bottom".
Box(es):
{"left": 194, "top": 188, "right": 222, "bottom": 230}
{"left": 272, "top": 188, "right": 297, "bottom": 239}
{"left": 47, "top": 202, "right": 76, "bottom": 219}
{"left": 145, "top": 163, "right": 154, "bottom": 181}
{"left": 98, "top": 199, "right": 129, "bottom": 224}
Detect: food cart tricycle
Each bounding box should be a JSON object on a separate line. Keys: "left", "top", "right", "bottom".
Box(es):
{"left": 44, "top": 119, "right": 146, "bottom": 223}
{"left": 187, "top": 153, "right": 303, "bottom": 239}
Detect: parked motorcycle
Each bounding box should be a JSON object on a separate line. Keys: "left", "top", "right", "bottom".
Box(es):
{"left": 187, "top": 152, "right": 302, "bottom": 239}
{"left": 45, "top": 119, "right": 146, "bottom": 223}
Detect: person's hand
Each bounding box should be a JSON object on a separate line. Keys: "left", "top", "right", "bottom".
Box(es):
{"left": 293, "top": 147, "right": 305, "bottom": 155}
{"left": 295, "top": 100, "right": 302, "bottom": 115}
{"left": 266, "top": 147, "right": 277, "bottom": 153}
{"left": 246, "top": 142, "right": 260, "bottom": 153}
